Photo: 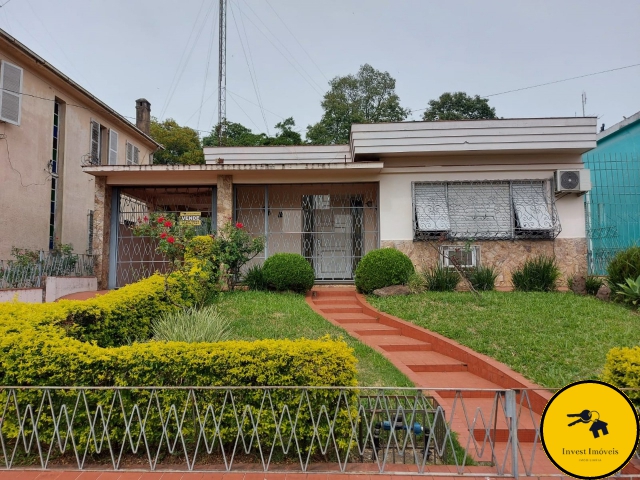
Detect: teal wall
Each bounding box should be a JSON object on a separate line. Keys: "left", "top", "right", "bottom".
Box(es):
{"left": 583, "top": 119, "right": 640, "bottom": 274}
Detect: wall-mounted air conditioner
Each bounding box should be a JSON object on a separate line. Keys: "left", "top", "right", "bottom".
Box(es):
{"left": 554, "top": 169, "right": 591, "bottom": 194}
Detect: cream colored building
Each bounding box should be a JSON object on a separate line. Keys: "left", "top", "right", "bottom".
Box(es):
{"left": 0, "top": 28, "right": 160, "bottom": 260}
{"left": 84, "top": 117, "right": 596, "bottom": 290}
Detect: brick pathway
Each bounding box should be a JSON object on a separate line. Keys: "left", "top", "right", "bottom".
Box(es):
{"left": 306, "top": 287, "right": 557, "bottom": 476}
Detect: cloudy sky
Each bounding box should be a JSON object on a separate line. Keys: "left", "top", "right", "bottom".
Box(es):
{"left": 2, "top": 0, "right": 638, "bottom": 137}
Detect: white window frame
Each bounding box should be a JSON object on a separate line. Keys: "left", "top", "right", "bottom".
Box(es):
{"left": 440, "top": 245, "right": 479, "bottom": 269}
{"left": 0, "top": 60, "right": 23, "bottom": 126}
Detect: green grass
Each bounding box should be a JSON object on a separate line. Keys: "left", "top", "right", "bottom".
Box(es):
{"left": 213, "top": 290, "right": 413, "bottom": 387}
{"left": 368, "top": 291, "right": 640, "bottom": 388}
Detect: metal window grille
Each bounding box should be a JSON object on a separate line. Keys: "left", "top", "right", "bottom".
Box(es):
{"left": 440, "top": 245, "right": 479, "bottom": 268}
{"left": 87, "top": 210, "right": 94, "bottom": 254}
{"left": 235, "top": 184, "right": 379, "bottom": 281}
{"left": 49, "top": 101, "right": 60, "bottom": 250}
{"left": 413, "top": 180, "right": 561, "bottom": 241}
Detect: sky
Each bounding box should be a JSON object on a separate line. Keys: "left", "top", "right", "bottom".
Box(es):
{"left": 1, "top": 0, "right": 638, "bottom": 138}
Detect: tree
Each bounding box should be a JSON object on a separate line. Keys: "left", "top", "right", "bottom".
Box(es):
{"left": 203, "top": 117, "right": 303, "bottom": 147}
{"left": 307, "top": 64, "right": 408, "bottom": 145}
{"left": 149, "top": 118, "right": 204, "bottom": 165}
{"left": 422, "top": 92, "right": 497, "bottom": 122}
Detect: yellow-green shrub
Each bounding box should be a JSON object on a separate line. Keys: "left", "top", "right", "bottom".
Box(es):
{"left": 0, "top": 276, "right": 358, "bottom": 454}
{"left": 601, "top": 347, "right": 640, "bottom": 405}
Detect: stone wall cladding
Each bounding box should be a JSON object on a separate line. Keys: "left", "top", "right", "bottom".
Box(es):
{"left": 217, "top": 175, "right": 233, "bottom": 230}
{"left": 93, "top": 177, "right": 112, "bottom": 290}
{"left": 382, "top": 238, "right": 587, "bottom": 289}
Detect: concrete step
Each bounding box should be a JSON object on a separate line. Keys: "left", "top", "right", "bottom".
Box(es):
{"left": 328, "top": 312, "right": 377, "bottom": 322}
{"left": 408, "top": 364, "right": 468, "bottom": 373}
{"left": 314, "top": 297, "right": 359, "bottom": 305}
{"left": 319, "top": 305, "right": 363, "bottom": 314}
{"left": 311, "top": 289, "right": 356, "bottom": 298}
{"left": 379, "top": 343, "right": 433, "bottom": 352}
{"left": 333, "top": 317, "right": 378, "bottom": 324}
{"left": 353, "top": 327, "right": 402, "bottom": 336}
{"left": 415, "top": 372, "right": 502, "bottom": 398}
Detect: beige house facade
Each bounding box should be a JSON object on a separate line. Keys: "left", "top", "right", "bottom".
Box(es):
{"left": 0, "top": 29, "right": 160, "bottom": 260}
{"left": 84, "top": 117, "right": 596, "bottom": 290}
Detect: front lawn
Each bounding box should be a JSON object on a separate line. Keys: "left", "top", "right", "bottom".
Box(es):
{"left": 368, "top": 291, "right": 640, "bottom": 388}
{"left": 215, "top": 291, "right": 413, "bottom": 387}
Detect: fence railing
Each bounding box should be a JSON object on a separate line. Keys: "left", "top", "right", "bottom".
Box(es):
{"left": 2, "top": 386, "right": 637, "bottom": 477}
{"left": 0, "top": 252, "right": 94, "bottom": 289}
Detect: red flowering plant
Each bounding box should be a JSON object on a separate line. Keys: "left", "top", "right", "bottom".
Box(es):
{"left": 216, "top": 219, "right": 264, "bottom": 290}
{"left": 132, "top": 212, "right": 195, "bottom": 267}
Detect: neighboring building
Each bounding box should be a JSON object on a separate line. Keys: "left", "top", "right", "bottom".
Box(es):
{"left": 0, "top": 28, "right": 161, "bottom": 260}
{"left": 583, "top": 111, "right": 640, "bottom": 274}
{"left": 83, "top": 117, "right": 596, "bottom": 290}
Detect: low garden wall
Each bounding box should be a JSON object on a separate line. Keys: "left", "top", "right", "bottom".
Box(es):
{"left": 0, "top": 287, "right": 43, "bottom": 303}
{"left": 44, "top": 275, "right": 97, "bottom": 302}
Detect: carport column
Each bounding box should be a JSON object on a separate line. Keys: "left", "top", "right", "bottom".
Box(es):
{"left": 217, "top": 175, "right": 233, "bottom": 230}
{"left": 93, "top": 177, "right": 112, "bottom": 290}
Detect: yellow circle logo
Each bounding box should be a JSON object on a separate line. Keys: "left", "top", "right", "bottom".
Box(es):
{"left": 540, "top": 380, "right": 639, "bottom": 479}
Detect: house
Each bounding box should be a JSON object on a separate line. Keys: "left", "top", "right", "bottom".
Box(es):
{"left": 83, "top": 117, "right": 596, "bottom": 290}
{"left": 0, "top": 28, "right": 161, "bottom": 261}
{"left": 583, "top": 111, "right": 640, "bottom": 274}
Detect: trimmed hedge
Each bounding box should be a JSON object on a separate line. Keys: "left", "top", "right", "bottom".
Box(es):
{"left": 262, "top": 253, "right": 315, "bottom": 293}
{"left": 355, "top": 248, "right": 414, "bottom": 294}
{"left": 601, "top": 346, "right": 640, "bottom": 406}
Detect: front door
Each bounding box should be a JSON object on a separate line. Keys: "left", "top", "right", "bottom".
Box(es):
{"left": 303, "top": 194, "right": 356, "bottom": 280}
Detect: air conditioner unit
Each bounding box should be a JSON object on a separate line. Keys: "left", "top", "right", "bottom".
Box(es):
{"left": 554, "top": 169, "right": 591, "bottom": 194}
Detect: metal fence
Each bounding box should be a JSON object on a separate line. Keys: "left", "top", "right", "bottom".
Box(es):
{"left": 584, "top": 153, "right": 640, "bottom": 275}
{"left": 2, "top": 386, "right": 636, "bottom": 476}
{"left": 0, "top": 252, "right": 94, "bottom": 289}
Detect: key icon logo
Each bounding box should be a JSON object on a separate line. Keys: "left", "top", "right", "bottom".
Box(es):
{"left": 566, "top": 409, "right": 609, "bottom": 438}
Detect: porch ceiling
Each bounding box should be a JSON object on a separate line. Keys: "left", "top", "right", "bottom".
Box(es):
{"left": 82, "top": 162, "right": 384, "bottom": 185}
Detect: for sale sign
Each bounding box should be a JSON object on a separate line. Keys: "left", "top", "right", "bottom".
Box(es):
{"left": 180, "top": 212, "right": 202, "bottom": 226}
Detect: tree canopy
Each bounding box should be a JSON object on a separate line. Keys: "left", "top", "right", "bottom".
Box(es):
{"left": 422, "top": 92, "right": 497, "bottom": 122}
{"left": 149, "top": 118, "right": 204, "bottom": 165}
{"left": 203, "top": 117, "right": 303, "bottom": 147}
{"left": 307, "top": 64, "right": 408, "bottom": 145}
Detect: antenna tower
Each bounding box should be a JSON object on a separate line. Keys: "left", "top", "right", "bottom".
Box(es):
{"left": 217, "top": 0, "right": 227, "bottom": 146}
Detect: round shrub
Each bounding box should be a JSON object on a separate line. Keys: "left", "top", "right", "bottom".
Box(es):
{"left": 607, "top": 246, "right": 640, "bottom": 291}
{"left": 354, "top": 248, "right": 415, "bottom": 294}
{"left": 262, "top": 253, "right": 315, "bottom": 293}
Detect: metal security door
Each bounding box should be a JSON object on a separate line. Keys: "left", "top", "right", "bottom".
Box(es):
{"left": 315, "top": 195, "right": 352, "bottom": 280}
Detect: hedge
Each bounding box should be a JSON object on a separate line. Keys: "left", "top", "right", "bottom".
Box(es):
{"left": 601, "top": 346, "right": 640, "bottom": 406}
{"left": 354, "top": 248, "right": 415, "bottom": 294}
{"left": 0, "top": 234, "right": 358, "bottom": 454}
{"left": 262, "top": 253, "right": 315, "bottom": 293}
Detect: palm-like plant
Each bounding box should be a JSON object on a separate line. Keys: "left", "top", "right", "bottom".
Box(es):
{"left": 616, "top": 275, "right": 640, "bottom": 308}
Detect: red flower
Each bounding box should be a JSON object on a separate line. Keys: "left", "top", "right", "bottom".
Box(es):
{"left": 167, "top": 236, "right": 175, "bottom": 244}
{"left": 143, "top": 216, "right": 148, "bottom": 222}
{"left": 160, "top": 232, "right": 167, "bottom": 239}
{"left": 157, "top": 216, "right": 164, "bottom": 223}
{"left": 235, "top": 222, "right": 244, "bottom": 229}
{"left": 164, "top": 221, "right": 173, "bottom": 228}
{"left": 137, "top": 217, "right": 141, "bottom": 223}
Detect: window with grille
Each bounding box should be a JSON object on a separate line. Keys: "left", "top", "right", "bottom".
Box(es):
{"left": 440, "top": 245, "right": 479, "bottom": 268}
{"left": 413, "top": 180, "right": 560, "bottom": 240}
